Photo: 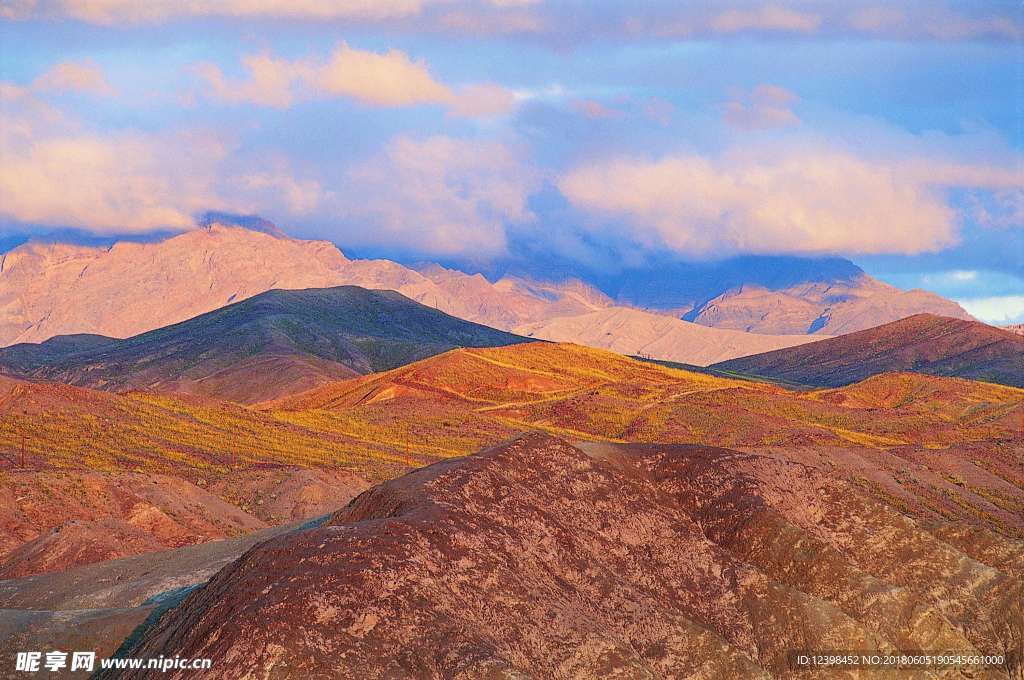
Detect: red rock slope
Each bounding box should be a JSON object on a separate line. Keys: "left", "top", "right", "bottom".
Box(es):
{"left": 122, "top": 434, "right": 1022, "bottom": 678}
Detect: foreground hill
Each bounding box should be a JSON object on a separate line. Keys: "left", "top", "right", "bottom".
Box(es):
{"left": 513, "top": 306, "right": 824, "bottom": 366}
{"left": 268, "top": 342, "right": 1023, "bottom": 451}
{"left": 0, "top": 286, "right": 527, "bottom": 403}
{"left": 0, "top": 341, "right": 1021, "bottom": 582}
{"left": 120, "top": 433, "right": 1023, "bottom": 678}
{"left": 713, "top": 314, "right": 1024, "bottom": 388}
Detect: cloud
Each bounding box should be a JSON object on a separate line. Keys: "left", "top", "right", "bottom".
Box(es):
{"left": 709, "top": 5, "right": 821, "bottom": 33}
{"left": 572, "top": 99, "right": 625, "bottom": 121}
{"left": 447, "top": 83, "right": 519, "bottom": 118}
{"left": 723, "top": 84, "right": 798, "bottom": 130}
{"left": 957, "top": 295, "right": 1024, "bottom": 324}
{"left": 0, "top": 85, "right": 320, "bottom": 233}
{"left": 336, "top": 135, "right": 539, "bottom": 256}
{"left": 31, "top": 61, "right": 116, "bottom": 96}
{"left": 197, "top": 43, "right": 516, "bottom": 116}
{"left": 557, "top": 144, "right": 1023, "bottom": 257}
{"left": 8, "top": 0, "right": 424, "bottom": 23}
{"left": 9, "top": 1, "right": 1020, "bottom": 42}
{"left": 314, "top": 44, "right": 452, "bottom": 106}
{"left": 0, "top": 87, "right": 222, "bottom": 232}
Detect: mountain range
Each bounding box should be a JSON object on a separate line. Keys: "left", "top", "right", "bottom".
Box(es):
{"left": 0, "top": 286, "right": 528, "bottom": 404}
{"left": 0, "top": 218, "right": 974, "bottom": 364}
{"left": 714, "top": 313, "right": 1024, "bottom": 388}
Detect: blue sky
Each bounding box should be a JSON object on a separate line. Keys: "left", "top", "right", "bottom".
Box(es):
{"left": 0, "top": 1, "right": 1021, "bottom": 321}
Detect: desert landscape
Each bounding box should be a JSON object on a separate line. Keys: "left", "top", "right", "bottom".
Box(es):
{"left": 1, "top": 1, "right": 1023, "bottom": 678}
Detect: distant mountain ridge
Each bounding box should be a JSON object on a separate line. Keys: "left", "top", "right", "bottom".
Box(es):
{"left": 513, "top": 306, "right": 824, "bottom": 366}
{"left": 0, "top": 217, "right": 974, "bottom": 359}
{"left": 0, "top": 286, "right": 529, "bottom": 403}
{"left": 713, "top": 314, "right": 1024, "bottom": 388}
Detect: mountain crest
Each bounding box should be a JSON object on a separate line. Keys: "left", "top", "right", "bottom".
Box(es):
{"left": 197, "top": 211, "right": 289, "bottom": 239}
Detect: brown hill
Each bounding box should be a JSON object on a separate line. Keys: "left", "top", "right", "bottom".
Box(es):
{"left": 3, "top": 342, "right": 1021, "bottom": 577}
{"left": 119, "top": 433, "right": 1022, "bottom": 678}
{"left": 713, "top": 313, "right": 1024, "bottom": 387}
{"left": 0, "top": 286, "right": 528, "bottom": 404}
{"left": 267, "top": 342, "right": 1023, "bottom": 451}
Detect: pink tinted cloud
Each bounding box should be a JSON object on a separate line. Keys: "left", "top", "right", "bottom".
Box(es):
{"left": 723, "top": 84, "right": 799, "bottom": 130}
{"left": 32, "top": 61, "right": 116, "bottom": 96}
{"left": 339, "top": 135, "right": 539, "bottom": 256}
{"left": 198, "top": 43, "right": 517, "bottom": 116}
{"left": 558, "top": 145, "right": 1023, "bottom": 257}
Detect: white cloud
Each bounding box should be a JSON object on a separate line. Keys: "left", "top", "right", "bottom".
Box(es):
{"left": 8, "top": 0, "right": 424, "bottom": 23}
{"left": 710, "top": 5, "right": 821, "bottom": 33}
{"left": 32, "top": 61, "right": 116, "bottom": 97}
{"left": 723, "top": 84, "right": 798, "bottom": 130}
{"left": 336, "top": 135, "right": 539, "bottom": 256}
{"left": 0, "top": 86, "right": 222, "bottom": 231}
{"left": 957, "top": 295, "right": 1024, "bottom": 324}
{"left": 558, "top": 144, "right": 1023, "bottom": 257}
{"left": 198, "top": 43, "right": 517, "bottom": 117}
{"left": 0, "top": 85, "right": 321, "bottom": 233}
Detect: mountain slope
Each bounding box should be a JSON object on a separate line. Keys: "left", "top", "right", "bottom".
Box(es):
{"left": 118, "top": 434, "right": 1023, "bottom": 678}
{"left": 513, "top": 306, "right": 826, "bottom": 366}
{"left": 713, "top": 314, "right": 1024, "bottom": 387}
{"left": 0, "top": 286, "right": 529, "bottom": 403}
{"left": 683, "top": 276, "right": 972, "bottom": 335}
{"left": 0, "top": 222, "right": 608, "bottom": 348}
{"left": 0, "top": 218, "right": 975, "bottom": 361}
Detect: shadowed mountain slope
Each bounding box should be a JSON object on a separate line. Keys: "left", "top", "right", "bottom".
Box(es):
{"left": 118, "top": 434, "right": 1023, "bottom": 679}
{"left": 0, "top": 286, "right": 528, "bottom": 403}
{"left": 713, "top": 314, "right": 1024, "bottom": 388}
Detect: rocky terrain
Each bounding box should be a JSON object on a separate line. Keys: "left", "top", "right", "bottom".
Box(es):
{"left": 4, "top": 340, "right": 1019, "bottom": 580}
{"left": 682, "top": 276, "right": 972, "bottom": 335}
{"left": 118, "top": 433, "right": 1023, "bottom": 678}
{"left": 714, "top": 313, "right": 1024, "bottom": 387}
{"left": 0, "top": 286, "right": 528, "bottom": 403}
{"left": 0, "top": 223, "right": 608, "bottom": 348}
{"left": 514, "top": 306, "right": 824, "bottom": 365}
{"left": 0, "top": 220, "right": 976, "bottom": 367}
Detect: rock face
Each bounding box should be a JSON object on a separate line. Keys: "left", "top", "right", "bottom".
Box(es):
{"left": 0, "top": 224, "right": 607, "bottom": 348}
{"left": 0, "top": 286, "right": 530, "bottom": 403}
{"left": 713, "top": 313, "right": 1024, "bottom": 388}
{"left": 120, "top": 433, "right": 1023, "bottom": 679}
{"left": 0, "top": 220, "right": 974, "bottom": 365}
{"left": 514, "top": 306, "right": 826, "bottom": 366}
{"left": 683, "top": 276, "right": 973, "bottom": 335}
{"left": 0, "top": 467, "right": 369, "bottom": 579}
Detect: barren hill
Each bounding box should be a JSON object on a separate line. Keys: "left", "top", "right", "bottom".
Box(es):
{"left": 514, "top": 306, "right": 824, "bottom": 366}
{"left": 0, "top": 286, "right": 528, "bottom": 403}
{"left": 119, "top": 433, "right": 1023, "bottom": 678}
{"left": 713, "top": 313, "right": 1024, "bottom": 388}
{"left": 683, "top": 276, "right": 972, "bottom": 335}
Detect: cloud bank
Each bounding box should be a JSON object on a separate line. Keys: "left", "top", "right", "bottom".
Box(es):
{"left": 6, "top": 1, "right": 1020, "bottom": 42}
{"left": 558, "top": 146, "right": 1022, "bottom": 257}
{"left": 197, "top": 43, "right": 517, "bottom": 116}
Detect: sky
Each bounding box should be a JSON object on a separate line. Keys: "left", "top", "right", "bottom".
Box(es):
{"left": 0, "top": 0, "right": 1022, "bottom": 322}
